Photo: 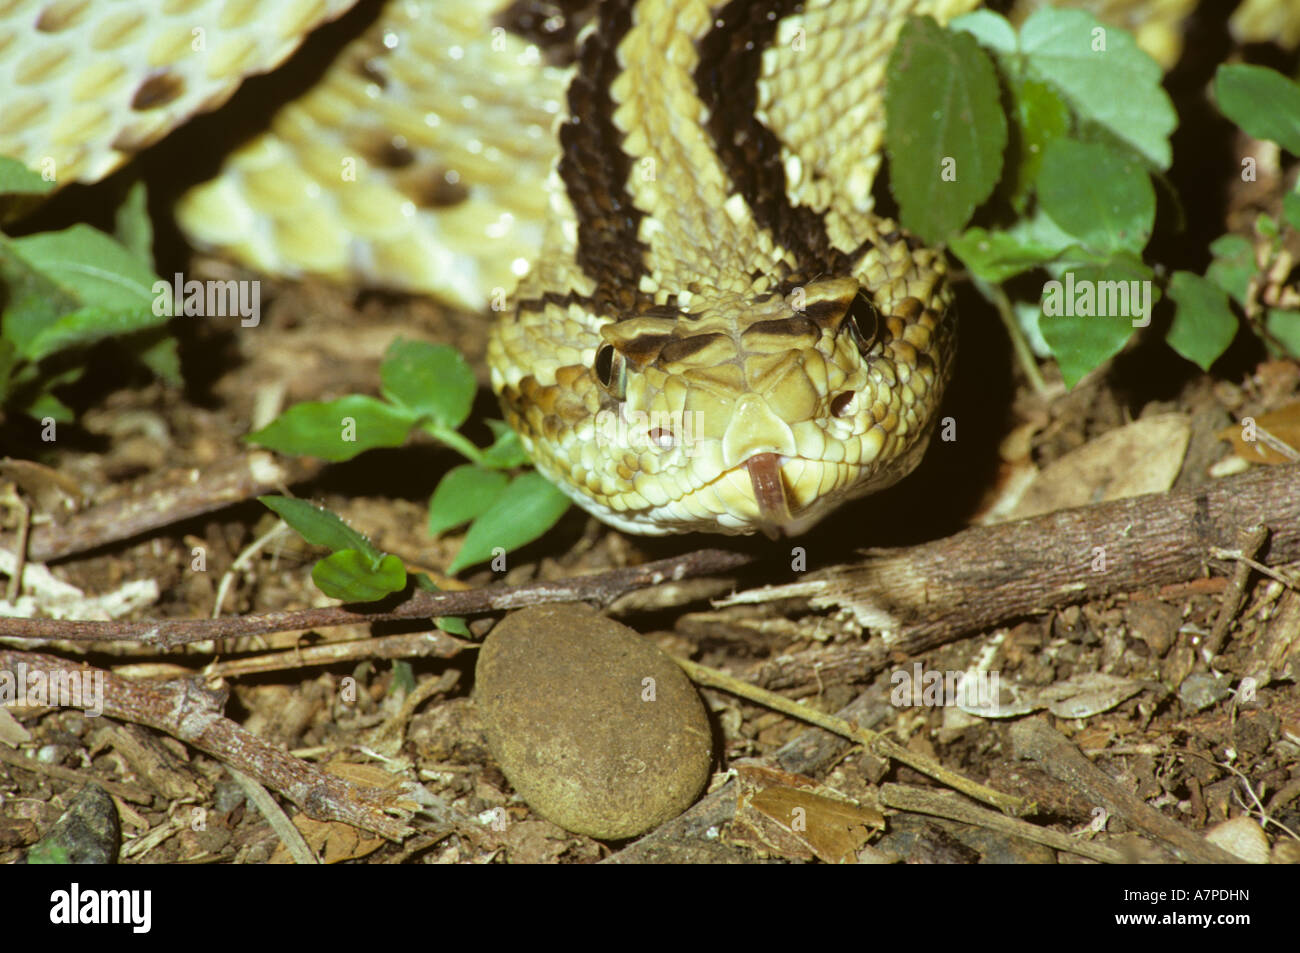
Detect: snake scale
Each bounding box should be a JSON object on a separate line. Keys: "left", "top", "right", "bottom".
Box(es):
{"left": 5, "top": 0, "right": 1270, "bottom": 537}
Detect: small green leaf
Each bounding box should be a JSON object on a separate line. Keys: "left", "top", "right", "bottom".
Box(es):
{"left": 435, "top": 615, "right": 471, "bottom": 636}
{"left": 1005, "top": 77, "right": 1071, "bottom": 211}
{"left": 5, "top": 225, "right": 162, "bottom": 315}
{"left": 0, "top": 156, "right": 53, "bottom": 197}
{"left": 949, "top": 9, "right": 1018, "bottom": 55}
{"left": 128, "top": 329, "right": 183, "bottom": 385}
{"left": 379, "top": 338, "right": 477, "bottom": 430}
{"left": 1038, "top": 257, "right": 1155, "bottom": 387}
{"left": 311, "top": 550, "right": 407, "bottom": 602}
{"left": 1019, "top": 7, "right": 1176, "bottom": 169}
{"left": 1205, "top": 234, "right": 1255, "bottom": 306}
{"left": 1285, "top": 190, "right": 1300, "bottom": 231}
{"left": 885, "top": 15, "right": 1007, "bottom": 243}
{"left": 1166, "top": 271, "right": 1239, "bottom": 370}
{"left": 24, "top": 306, "right": 169, "bottom": 363}
{"left": 448, "top": 471, "right": 570, "bottom": 574}
{"left": 428, "top": 464, "right": 510, "bottom": 536}
{"left": 1214, "top": 64, "right": 1300, "bottom": 155}
{"left": 115, "top": 181, "right": 154, "bottom": 267}
{"left": 412, "top": 573, "right": 471, "bottom": 635}
{"left": 1037, "top": 140, "right": 1154, "bottom": 255}
{"left": 389, "top": 660, "right": 417, "bottom": 695}
{"left": 1266, "top": 309, "right": 1300, "bottom": 358}
{"left": 247, "top": 394, "right": 417, "bottom": 461}
{"left": 949, "top": 211, "right": 1076, "bottom": 282}
{"left": 258, "top": 495, "right": 384, "bottom": 563}
{"left": 480, "top": 419, "right": 530, "bottom": 468}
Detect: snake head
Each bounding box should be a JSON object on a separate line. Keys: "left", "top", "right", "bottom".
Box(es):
{"left": 490, "top": 269, "right": 953, "bottom": 537}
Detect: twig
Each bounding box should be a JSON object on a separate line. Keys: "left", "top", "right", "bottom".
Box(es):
{"left": 1204, "top": 523, "right": 1269, "bottom": 658}
{"left": 0, "top": 743, "right": 151, "bottom": 804}
{"left": 878, "top": 783, "right": 1123, "bottom": 863}
{"left": 0, "top": 452, "right": 322, "bottom": 564}
{"left": 1009, "top": 718, "right": 1242, "bottom": 864}
{"left": 0, "top": 649, "right": 410, "bottom": 840}
{"left": 229, "top": 767, "right": 319, "bottom": 864}
{"left": 0, "top": 548, "right": 754, "bottom": 644}
{"left": 675, "top": 656, "right": 1029, "bottom": 816}
{"left": 720, "top": 462, "right": 1300, "bottom": 656}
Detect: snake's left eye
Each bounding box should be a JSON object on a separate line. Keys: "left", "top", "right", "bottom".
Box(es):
{"left": 843, "top": 292, "right": 880, "bottom": 356}
{"left": 594, "top": 343, "right": 627, "bottom": 400}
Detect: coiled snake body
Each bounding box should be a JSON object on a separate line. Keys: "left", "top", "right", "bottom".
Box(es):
{"left": 1, "top": 0, "right": 977, "bottom": 536}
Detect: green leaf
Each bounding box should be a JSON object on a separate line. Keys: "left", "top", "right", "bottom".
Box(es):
{"left": 949, "top": 9, "right": 1018, "bottom": 55}
{"left": 435, "top": 615, "right": 471, "bottom": 636}
{"left": 5, "top": 225, "right": 162, "bottom": 316}
{"left": 950, "top": 211, "right": 1076, "bottom": 282}
{"left": 311, "top": 550, "right": 407, "bottom": 602}
{"left": 20, "top": 389, "right": 74, "bottom": 423}
{"left": 1166, "top": 271, "right": 1239, "bottom": 371}
{"left": 1038, "top": 257, "right": 1155, "bottom": 387}
{"left": 258, "top": 495, "right": 384, "bottom": 564}
{"left": 1036, "top": 140, "right": 1154, "bottom": 256}
{"left": 412, "top": 573, "right": 471, "bottom": 636}
{"left": 479, "top": 419, "right": 530, "bottom": 468}
{"left": 246, "top": 394, "right": 417, "bottom": 461}
{"left": 0, "top": 156, "right": 53, "bottom": 197}
{"left": 128, "top": 329, "right": 183, "bottom": 385}
{"left": 428, "top": 464, "right": 510, "bottom": 536}
{"left": 1205, "top": 234, "right": 1255, "bottom": 306}
{"left": 379, "top": 338, "right": 477, "bottom": 430}
{"left": 1213, "top": 64, "right": 1300, "bottom": 155}
{"left": 448, "top": 471, "right": 570, "bottom": 574}
{"left": 1285, "top": 190, "right": 1300, "bottom": 231}
{"left": 23, "top": 306, "right": 169, "bottom": 363}
{"left": 115, "top": 181, "right": 154, "bottom": 267}
{"left": 1019, "top": 7, "right": 1176, "bottom": 169}
{"left": 26, "top": 841, "right": 71, "bottom": 864}
{"left": 885, "top": 15, "right": 1007, "bottom": 243}
{"left": 1266, "top": 309, "right": 1300, "bottom": 358}
{"left": 1005, "top": 77, "right": 1071, "bottom": 211}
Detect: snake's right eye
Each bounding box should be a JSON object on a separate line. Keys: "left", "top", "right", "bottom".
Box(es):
{"left": 594, "top": 344, "right": 627, "bottom": 399}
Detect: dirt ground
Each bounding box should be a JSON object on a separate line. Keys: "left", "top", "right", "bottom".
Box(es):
{"left": 2, "top": 8, "right": 1299, "bottom": 864}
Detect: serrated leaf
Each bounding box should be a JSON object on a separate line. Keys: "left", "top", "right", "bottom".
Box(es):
{"left": 480, "top": 419, "right": 530, "bottom": 468}
{"left": 1038, "top": 257, "right": 1155, "bottom": 387}
{"left": 0, "top": 156, "right": 53, "bottom": 196}
{"left": 246, "top": 394, "right": 417, "bottom": 461}
{"left": 115, "top": 181, "right": 154, "bottom": 267}
{"left": 1205, "top": 234, "right": 1255, "bottom": 306}
{"left": 379, "top": 338, "right": 477, "bottom": 429}
{"left": 312, "top": 550, "right": 406, "bottom": 602}
{"left": 885, "top": 16, "right": 1007, "bottom": 244}
{"left": 258, "top": 495, "right": 383, "bottom": 563}
{"left": 1037, "top": 139, "right": 1154, "bottom": 255}
{"left": 1020, "top": 7, "right": 1176, "bottom": 169}
{"left": 428, "top": 463, "right": 510, "bottom": 536}
{"left": 448, "top": 471, "right": 570, "bottom": 574}
{"left": 1213, "top": 64, "right": 1300, "bottom": 155}
{"left": 1166, "top": 271, "right": 1239, "bottom": 370}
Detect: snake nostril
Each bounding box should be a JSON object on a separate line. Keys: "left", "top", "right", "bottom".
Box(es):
{"left": 830, "top": 391, "right": 855, "bottom": 418}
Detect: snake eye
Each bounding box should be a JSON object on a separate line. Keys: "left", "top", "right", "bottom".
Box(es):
{"left": 843, "top": 292, "right": 880, "bottom": 356}
{"left": 594, "top": 343, "right": 627, "bottom": 399}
